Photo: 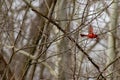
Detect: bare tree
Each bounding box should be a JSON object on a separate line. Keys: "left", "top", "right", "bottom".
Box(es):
{"left": 0, "top": 0, "right": 120, "bottom": 80}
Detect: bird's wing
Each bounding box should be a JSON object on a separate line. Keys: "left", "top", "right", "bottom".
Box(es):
{"left": 80, "top": 34, "right": 87, "bottom": 37}
{"left": 88, "top": 24, "right": 93, "bottom": 34}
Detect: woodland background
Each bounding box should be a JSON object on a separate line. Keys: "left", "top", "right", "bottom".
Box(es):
{"left": 0, "top": 0, "right": 120, "bottom": 80}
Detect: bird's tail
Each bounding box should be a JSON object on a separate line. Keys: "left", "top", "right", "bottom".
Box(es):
{"left": 80, "top": 34, "right": 87, "bottom": 37}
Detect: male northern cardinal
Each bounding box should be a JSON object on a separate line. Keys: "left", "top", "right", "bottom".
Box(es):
{"left": 80, "top": 25, "right": 98, "bottom": 39}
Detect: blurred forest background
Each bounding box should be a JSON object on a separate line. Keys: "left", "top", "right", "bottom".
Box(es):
{"left": 0, "top": 0, "right": 120, "bottom": 80}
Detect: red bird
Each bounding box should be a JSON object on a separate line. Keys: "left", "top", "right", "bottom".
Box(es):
{"left": 80, "top": 25, "right": 98, "bottom": 39}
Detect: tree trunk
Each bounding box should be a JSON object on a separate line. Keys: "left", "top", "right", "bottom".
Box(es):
{"left": 106, "top": 0, "right": 119, "bottom": 80}
{"left": 56, "top": 0, "right": 72, "bottom": 80}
